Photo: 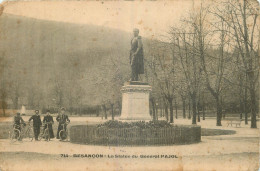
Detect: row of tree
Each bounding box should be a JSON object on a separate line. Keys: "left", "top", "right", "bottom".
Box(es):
{"left": 144, "top": 0, "right": 259, "bottom": 128}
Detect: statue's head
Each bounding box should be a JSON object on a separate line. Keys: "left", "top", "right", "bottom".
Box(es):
{"left": 133, "top": 28, "right": 139, "bottom": 37}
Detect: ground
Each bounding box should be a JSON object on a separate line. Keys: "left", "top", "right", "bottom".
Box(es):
{"left": 0, "top": 117, "right": 259, "bottom": 171}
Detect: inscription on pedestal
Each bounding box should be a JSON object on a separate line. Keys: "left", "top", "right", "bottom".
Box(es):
{"left": 119, "top": 82, "right": 152, "bottom": 121}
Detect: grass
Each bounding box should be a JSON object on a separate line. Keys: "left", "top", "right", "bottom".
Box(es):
{"left": 201, "top": 128, "right": 236, "bottom": 136}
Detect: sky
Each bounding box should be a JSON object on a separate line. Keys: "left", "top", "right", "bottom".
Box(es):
{"left": 1, "top": 1, "right": 194, "bottom": 40}
{"left": 1, "top": 0, "right": 259, "bottom": 39}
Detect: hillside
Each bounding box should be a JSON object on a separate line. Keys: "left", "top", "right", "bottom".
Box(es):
{"left": 0, "top": 13, "right": 153, "bottom": 108}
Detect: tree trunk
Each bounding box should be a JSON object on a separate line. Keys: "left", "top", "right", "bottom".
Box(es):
{"left": 160, "top": 105, "right": 163, "bottom": 118}
{"left": 191, "top": 94, "right": 197, "bottom": 124}
{"left": 221, "top": 96, "right": 225, "bottom": 119}
{"left": 165, "top": 103, "right": 169, "bottom": 122}
{"left": 151, "top": 98, "right": 156, "bottom": 121}
{"left": 242, "top": 0, "right": 257, "bottom": 128}
{"left": 188, "top": 97, "right": 191, "bottom": 119}
{"left": 197, "top": 92, "right": 201, "bottom": 122}
{"left": 197, "top": 105, "right": 200, "bottom": 122}
{"left": 175, "top": 99, "right": 178, "bottom": 119}
{"left": 168, "top": 98, "right": 174, "bottom": 123}
{"left": 162, "top": 106, "right": 165, "bottom": 117}
{"left": 202, "top": 100, "right": 205, "bottom": 120}
{"left": 118, "top": 101, "right": 122, "bottom": 116}
{"left": 216, "top": 96, "right": 222, "bottom": 126}
{"left": 155, "top": 103, "right": 158, "bottom": 120}
{"left": 240, "top": 96, "right": 243, "bottom": 119}
{"left": 239, "top": 72, "right": 243, "bottom": 119}
{"left": 182, "top": 98, "right": 186, "bottom": 118}
{"left": 249, "top": 87, "right": 257, "bottom": 128}
{"left": 103, "top": 105, "right": 107, "bottom": 120}
{"left": 244, "top": 80, "right": 248, "bottom": 125}
{"left": 111, "top": 104, "right": 114, "bottom": 120}
{"left": 197, "top": 100, "right": 200, "bottom": 122}
{"left": 96, "top": 106, "right": 100, "bottom": 117}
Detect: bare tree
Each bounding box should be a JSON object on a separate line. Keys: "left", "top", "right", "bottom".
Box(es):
{"left": 213, "top": 0, "right": 259, "bottom": 128}
{"left": 177, "top": 79, "right": 188, "bottom": 119}
{"left": 169, "top": 29, "right": 202, "bottom": 125}
{"left": 146, "top": 41, "right": 177, "bottom": 123}
{"left": 175, "top": 2, "right": 233, "bottom": 126}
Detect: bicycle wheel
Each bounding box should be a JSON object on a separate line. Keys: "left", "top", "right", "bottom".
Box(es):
{"left": 59, "top": 130, "right": 67, "bottom": 141}
{"left": 27, "top": 128, "right": 34, "bottom": 141}
{"left": 44, "top": 129, "right": 50, "bottom": 141}
{"left": 10, "top": 129, "right": 20, "bottom": 142}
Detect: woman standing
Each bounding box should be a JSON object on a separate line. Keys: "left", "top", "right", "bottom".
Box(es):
{"left": 43, "top": 110, "right": 55, "bottom": 139}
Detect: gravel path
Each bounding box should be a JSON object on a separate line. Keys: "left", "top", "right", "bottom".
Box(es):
{"left": 0, "top": 118, "right": 259, "bottom": 171}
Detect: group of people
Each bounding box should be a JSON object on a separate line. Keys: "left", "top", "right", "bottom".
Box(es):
{"left": 13, "top": 107, "right": 70, "bottom": 141}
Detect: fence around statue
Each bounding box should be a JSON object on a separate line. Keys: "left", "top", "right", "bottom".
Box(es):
{"left": 70, "top": 124, "right": 201, "bottom": 146}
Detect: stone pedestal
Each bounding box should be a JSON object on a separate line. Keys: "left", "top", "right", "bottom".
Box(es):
{"left": 119, "top": 81, "right": 152, "bottom": 121}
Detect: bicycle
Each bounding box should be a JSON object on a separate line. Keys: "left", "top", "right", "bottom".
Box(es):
{"left": 21, "top": 122, "right": 34, "bottom": 141}
{"left": 9, "top": 122, "right": 33, "bottom": 142}
{"left": 39, "top": 122, "right": 53, "bottom": 141}
{"left": 9, "top": 124, "right": 21, "bottom": 143}
{"left": 59, "top": 122, "right": 69, "bottom": 141}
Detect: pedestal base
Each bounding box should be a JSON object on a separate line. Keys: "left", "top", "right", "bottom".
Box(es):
{"left": 119, "top": 81, "right": 152, "bottom": 121}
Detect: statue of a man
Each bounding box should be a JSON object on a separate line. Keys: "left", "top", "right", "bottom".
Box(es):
{"left": 129, "top": 28, "right": 144, "bottom": 81}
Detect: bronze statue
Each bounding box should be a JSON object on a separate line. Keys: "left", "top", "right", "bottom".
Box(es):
{"left": 129, "top": 28, "right": 144, "bottom": 81}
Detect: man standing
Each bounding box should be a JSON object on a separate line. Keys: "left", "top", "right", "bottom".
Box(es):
{"left": 56, "top": 107, "right": 70, "bottom": 139}
{"left": 29, "top": 110, "right": 42, "bottom": 141}
{"left": 13, "top": 112, "right": 25, "bottom": 131}
{"left": 43, "top": 110, "right": 54, "bottom": 139}
{"left": 129, "top": 28, "right": 144, "bottom": 81}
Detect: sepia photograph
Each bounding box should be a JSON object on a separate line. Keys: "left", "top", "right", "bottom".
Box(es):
{"left": 0, "top": 0, "right": 259, "bottom": 170}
